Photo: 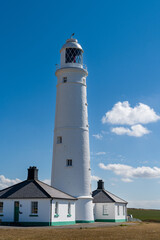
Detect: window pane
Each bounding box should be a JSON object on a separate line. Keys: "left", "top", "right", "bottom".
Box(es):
{"left": 63, "top": 77, "right": 67, "bottom": 83}
{"left": 55, "top": 202, "right": 58, "bottom": 214}
{"left": 0, "top": 202, "right": 3, "bottom": 213}
{"left": 103, "top": 205, "right": 108, "bottom": 215}
{"left": 66, "top": 159, "right": 72, "bottom": 166}
{"left": 31, "top": 202, "right": 38, "bottom": 214}
{"left": 117, "top": 205, "right": 119, "bottom": 215}
{"left": 68, "top": 203, "right": 71, "bottom": 215}
{"left": 57, "top": 136, "right": 62, "bottom": 144}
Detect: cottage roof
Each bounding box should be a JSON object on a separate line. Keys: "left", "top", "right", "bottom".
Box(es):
{"left": 0, "top": 180, "right": 76, "bottom": 200}
{"left": 92, "top": 180, "right": 127, "bottom": 204}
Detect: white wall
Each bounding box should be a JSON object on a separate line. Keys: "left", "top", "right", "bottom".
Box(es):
{"left": 51, "top": 64, "right": 94, "bottom": 222}
{"left": 51, "top": 199, "right": 75, "bottom": 223}
{"left": 94, "top": 203, "right": 127, "bottom": 221}
{"left": 0, "top": 199, "right": 51, "bottom": 223}
{"left": 0, "top": 199, "right": 76, "bottom": 225}
{"left": 94, "top": 203, "right": 115, "bottom": 220}
{"left": 0, "top": 199, "right": 14, "bottom": 222}
{"left": 51, "top": 67, "right": 91, "bottom": 198}
{"left": 115, "top": 203, "right": 127, "bottom": 220}
{"left": 75, "top": 197, "right": 94, "bottom": 222}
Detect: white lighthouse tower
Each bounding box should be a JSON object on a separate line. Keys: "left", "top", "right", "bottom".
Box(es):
{"left": 51, "top": 36, "right": 94, "bottom": 223}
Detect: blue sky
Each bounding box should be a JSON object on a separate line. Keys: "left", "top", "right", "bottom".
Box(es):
{"left": 1, "top": 0, "right": 160, "bottom": 208}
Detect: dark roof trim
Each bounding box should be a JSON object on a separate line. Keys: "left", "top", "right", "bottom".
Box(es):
{"left": 33, "top": 180, "right": 51, "bottom": 198}
{"left": 0, "top": 180, "right": 24, "bottom": 193}
{"left": 0, "top": 197, "right": 77, "bottom": 200}
{"left": 103, "top": 190, "right": 116, "bottom": 202}
{"left": 104, "top": 189, "right": 128, "bottom": 203}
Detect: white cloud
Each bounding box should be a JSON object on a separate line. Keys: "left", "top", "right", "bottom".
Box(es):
{"left": 111, "top": 124, "right": 150, "bottom": 137}
{"left": 102, "top": 101, "right": 160, "bottom": 125}
{"left": 96, "top": 152, "right": 106, "bottom": 156}
{"left": 99, "top": 163, "right": 160, "bottom": 182}
{"left": 0, "top": 175, "right": 21, "bottom": 190}
{"left": 121, "top": 178, "right": 133, "bottom": 182}
{"left": 42, "top": 179, "right": 51, "bottom": 185}
{"left": 91, "top": 175, "right": 100, "bottom": 181}
{"left": 92, "top": 134, "right": 103, "bottom": 140}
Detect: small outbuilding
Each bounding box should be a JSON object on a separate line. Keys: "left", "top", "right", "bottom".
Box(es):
{"left": 92, "top": 180, "right": 127, "bottom": 222}
{"left": 0, "top": 167, "right": 77, "bottom": 226}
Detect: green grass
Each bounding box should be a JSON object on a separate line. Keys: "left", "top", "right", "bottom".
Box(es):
{"left": 128, "top": 208, "right": 160, "bottom": 222}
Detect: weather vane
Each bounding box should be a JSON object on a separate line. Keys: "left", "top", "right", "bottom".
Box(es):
{"left": 70, "top": 33, "right": 75, "bottom": 38}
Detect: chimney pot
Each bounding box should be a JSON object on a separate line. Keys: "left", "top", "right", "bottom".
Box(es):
{"left": 97, "top": 180, "right": 104, "bottom": 190}
{"left": 27, "top": 166, "right": 38, "bottom": 180}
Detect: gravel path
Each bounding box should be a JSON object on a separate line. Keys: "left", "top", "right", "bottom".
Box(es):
{"left": 0, "top": 222, "right": 137, "bottom": 229}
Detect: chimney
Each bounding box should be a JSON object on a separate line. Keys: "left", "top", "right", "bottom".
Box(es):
{"left": 27, "top": 166, "right": 38, "bottom": 180}
{"left": 97, "top": 180, "right": 104, "bottom": 190}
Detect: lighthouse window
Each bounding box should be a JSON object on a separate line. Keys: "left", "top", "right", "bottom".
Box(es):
{"left": 63, "top": 77, "right": 67, "bottom": 83}
{"left": 66, "top": 159, "right": 72, "bottom": 166}
{"left": 65, "top": 48, "right": 82, "bottom": 64}
{"left": 57, "top": 136, "right": 62, "bottom": 144}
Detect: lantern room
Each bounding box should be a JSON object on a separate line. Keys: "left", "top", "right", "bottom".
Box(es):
{"left": 60, "top": 38, "right": 84, "bottom": 68}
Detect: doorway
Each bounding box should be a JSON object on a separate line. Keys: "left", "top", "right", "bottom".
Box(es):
{"left": 14, "top": 201, "right": 19, "bottom": 223}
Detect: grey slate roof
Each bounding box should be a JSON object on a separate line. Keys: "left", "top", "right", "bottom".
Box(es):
{"left": 92, "top": 189, "right": 127, "bottom": 204}
{"left": 0, "top": 180, "right": 76, "bottom": 200}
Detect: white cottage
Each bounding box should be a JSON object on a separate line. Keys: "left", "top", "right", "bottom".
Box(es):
{"left": 92, "top": 180, "right": 127, "bottom": 222}
{"left": 0, "top": 167, "right": 77, "bottom": 226}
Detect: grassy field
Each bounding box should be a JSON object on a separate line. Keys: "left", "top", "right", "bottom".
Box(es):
{"left": 0, "top": 223, "right": 160, "bottom": 240}
{"left": 128, "top": 208, "right": 160, "bottom": 222}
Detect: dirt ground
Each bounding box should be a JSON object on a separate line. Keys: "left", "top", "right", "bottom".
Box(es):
{"left": 0, "top": 222, "right": 160, "bottom": 240}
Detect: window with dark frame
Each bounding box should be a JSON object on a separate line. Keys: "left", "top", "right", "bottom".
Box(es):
{"left": 66, "top": 159, "right": 72, "bottom": 166}
{"left": 57, "top": 136, "right": 62, "bottom": 144}
{"left": 63, "top": 77, "right": 67, "bottom": 83}
{"left": 0, "top": 202, "right": 3, "bottom": 213}
{"left": 31, "top": 201, "right": 38, "bottom": 214}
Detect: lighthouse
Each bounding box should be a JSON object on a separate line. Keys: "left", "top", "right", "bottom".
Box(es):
{"left": 51, "top": 37, "right": 94, "bottom": 222}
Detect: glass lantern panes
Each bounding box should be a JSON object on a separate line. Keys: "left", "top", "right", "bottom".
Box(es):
{"left": 65, "top": 48, "right": 82, "bottom": 64}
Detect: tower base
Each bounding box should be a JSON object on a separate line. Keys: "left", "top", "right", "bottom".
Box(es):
{"left": 75, "top": 196, "right": 94, "bottom": 222}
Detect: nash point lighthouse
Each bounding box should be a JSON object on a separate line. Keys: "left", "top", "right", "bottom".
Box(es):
{"left": 51, "top": 36, "right": 94, "bottom": 223}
